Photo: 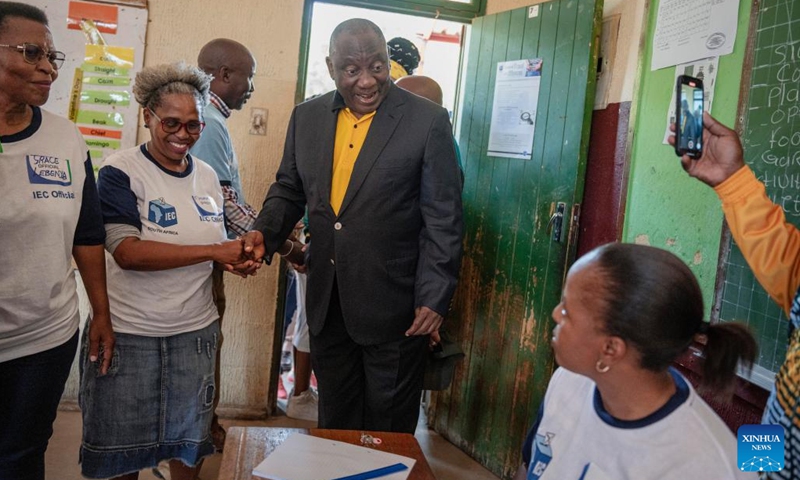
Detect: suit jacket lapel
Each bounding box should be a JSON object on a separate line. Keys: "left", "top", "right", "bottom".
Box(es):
{"left": 317, "top": 93, "right": 339, "bottom": 217}
{"left": 337, "top": 86, "right": 405, "bottom": 217}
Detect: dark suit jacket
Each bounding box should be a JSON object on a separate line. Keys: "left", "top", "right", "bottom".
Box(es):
{"left": 254, "top": 84, "right": 463, "bottom": 345}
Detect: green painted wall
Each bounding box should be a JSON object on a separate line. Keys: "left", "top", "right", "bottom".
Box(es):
{"left": 623, "top": 0, "right": 752, "bottom": 313}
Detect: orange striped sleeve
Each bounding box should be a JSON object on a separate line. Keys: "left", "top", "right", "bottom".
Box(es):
{"left": 716, "top": 166, "right": 800, "bottom": 315}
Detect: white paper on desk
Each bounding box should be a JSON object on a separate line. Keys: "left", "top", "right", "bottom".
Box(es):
{"left": 252, "top": 433, "right": 416, "bottom": 480}
{"left": 651, "top": 0, "right": 739, "bottom": 71}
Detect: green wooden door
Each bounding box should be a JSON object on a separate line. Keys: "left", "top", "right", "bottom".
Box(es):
{"left": 430, "top": 0, "right": 602, "bottom": 477}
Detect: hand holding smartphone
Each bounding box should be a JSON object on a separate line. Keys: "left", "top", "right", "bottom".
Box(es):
{"left": 674, "top": 75, "right": 704, "bottom": 159}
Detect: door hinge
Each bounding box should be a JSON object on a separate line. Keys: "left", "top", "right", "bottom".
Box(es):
{"left": 561, "top": 203, "right": 582, "bottom": 288}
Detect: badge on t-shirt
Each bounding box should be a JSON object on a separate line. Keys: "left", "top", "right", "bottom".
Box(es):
{"left": 192, "top": 195, "right": 223, "bottom": 223}
{"left": 26, "top": 154, "right": 72, "bottom": 186}
{"left": 528, "top": 432, "right": 554, "bottom": 480}
{"left": 148, "top": 198, "right": 178, "bottom": 228}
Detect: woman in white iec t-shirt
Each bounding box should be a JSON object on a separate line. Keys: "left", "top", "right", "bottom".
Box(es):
{"left": 80, "top": 62, "right": 257, "bottom": 480}
{"left": 0, "top": 4, "right": 113, "bottom": 479}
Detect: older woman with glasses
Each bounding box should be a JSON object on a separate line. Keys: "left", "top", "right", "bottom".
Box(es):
{"left": 79, "top": 62, "right": 255, "bottom": 480}
{"left": 0, "top": 3, "right": 114, "bottom": 480}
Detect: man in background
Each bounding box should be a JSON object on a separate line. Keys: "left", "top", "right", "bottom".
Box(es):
{"left": 396, "top": 74, "right": 463, "bottom": 181}
{"left": 190, "top": 38, "right": 257, "bottom": 450}
{"left": 395, "top": 74, "right": 443, "bottom": 106}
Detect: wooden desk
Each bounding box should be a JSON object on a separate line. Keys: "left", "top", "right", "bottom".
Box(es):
{"left": 219, "top": 426, "right": 437, "bottom": 480}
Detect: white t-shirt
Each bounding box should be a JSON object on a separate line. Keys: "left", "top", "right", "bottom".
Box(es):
{"left": 98, "top": 144, "right": 225, "bottom": 336}
{"left": 523, "top": 367, "right": 755, "bottom": 480}
{"left": 0, "top": 107, "right": 104, "bottom": 362}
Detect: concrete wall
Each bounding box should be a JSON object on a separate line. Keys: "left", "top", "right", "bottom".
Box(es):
{"left": 63, "top": 0, "right": 304, "bottom": 417}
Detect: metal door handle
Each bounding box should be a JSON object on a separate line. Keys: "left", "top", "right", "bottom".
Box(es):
{"left": 547, "top": 202, "right": 566, "bottom": 243}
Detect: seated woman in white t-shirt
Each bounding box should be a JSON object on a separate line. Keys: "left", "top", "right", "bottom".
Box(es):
{"left": 515, "top": 243, "right": 758, "bottom": 480}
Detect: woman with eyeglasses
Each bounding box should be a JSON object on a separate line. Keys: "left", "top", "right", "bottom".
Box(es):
{"left": 0, "top": 3, "right": 114, "bottom": 480}
{"left": 79, "top": 62, "right": 255, "bottom": 480}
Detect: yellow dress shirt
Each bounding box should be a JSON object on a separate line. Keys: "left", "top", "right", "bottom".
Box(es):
{"left": 330, "top": 108, "right": 375, "bottom": 215}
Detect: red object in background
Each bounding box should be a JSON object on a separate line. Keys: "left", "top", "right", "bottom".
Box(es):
{"left": 79, "top": 126, "right": 123, "bottom": 139}
{"left": 67, "top": 1, "right": 119, "bottom": 35}
{"left": 427, "top": 31, "right": 461, "bottom": 44}
{"left": 576, "top": 102, "right": 631, "bottom": 257}
{"left": 277, "top": 377, "right": 288, "bottom": 400}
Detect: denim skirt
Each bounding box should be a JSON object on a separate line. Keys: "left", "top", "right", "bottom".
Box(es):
{"left": 79, "top": 320, "right": 219, "bottom": 479}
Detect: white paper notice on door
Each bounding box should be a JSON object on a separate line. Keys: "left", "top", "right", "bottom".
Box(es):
{"left": 651, "top": 0, "right": 739, "bottom": 71}
{"left": 487, "top": 59, "right": 543, "bottom": 160}
{"left": 252, "top": 433, "right": 416, "bottom": 480}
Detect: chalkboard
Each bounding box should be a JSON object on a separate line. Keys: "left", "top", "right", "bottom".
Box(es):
{"left": 715, "top": 0, "right": 800, "bottom": 387}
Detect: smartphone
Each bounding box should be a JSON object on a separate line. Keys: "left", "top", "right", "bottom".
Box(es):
{"left": 674, "top": 75, "right": 704, "bottom": 159}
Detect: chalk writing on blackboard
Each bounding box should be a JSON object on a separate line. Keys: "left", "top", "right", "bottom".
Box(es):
{"left": 717, "top": 0, "right": 800, "bottom": 382}
{"left": 745, "top": 37, "right": 800, "bottom": 218}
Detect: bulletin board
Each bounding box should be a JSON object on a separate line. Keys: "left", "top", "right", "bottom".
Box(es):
{"left": 29, "top": 0, "right": 147, "bottom": 168}
{"left": 713, "top": 0, "right": 800, "bottom": 388}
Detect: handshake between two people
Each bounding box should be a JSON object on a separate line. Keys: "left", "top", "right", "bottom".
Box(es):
{"left": 214, "top": 229, "right": 306, "bottom": 278}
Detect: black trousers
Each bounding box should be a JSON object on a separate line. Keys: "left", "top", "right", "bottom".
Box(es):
{"left": 0, "top": 331, "right": 78, "bottom": 480}
{"left": 310, "top": 281, "right": 428, "bottom": 434}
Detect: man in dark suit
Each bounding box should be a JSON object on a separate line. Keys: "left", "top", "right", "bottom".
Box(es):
{"left": 244, "top": 18, "right": 463, "bottom": 433}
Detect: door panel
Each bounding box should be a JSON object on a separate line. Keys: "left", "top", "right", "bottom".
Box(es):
{"left": 431, "top": 0, "right": 602, "bottom": 477}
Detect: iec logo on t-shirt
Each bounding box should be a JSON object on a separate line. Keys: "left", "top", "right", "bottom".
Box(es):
{"left": 192, "top": 196, "right": 223, "bottom": 223}
{"left": 527, "top": 433, "right": 553, "bottom": 480}
{"left": 738, "top": 424, "right": 784, "bottom": 472}
{"left": 148, "top": 198, "right": 178, "bottom": 228}
{"left": 26, "top": 155, "right": 72, "bottom": 186}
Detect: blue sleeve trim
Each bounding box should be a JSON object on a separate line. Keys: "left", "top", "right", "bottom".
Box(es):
{"left": 521, "top": 401, "right": 545, "bottom": 468}
{"left": 593, "top": 367, "right": 690, "bottom": 429}
{"left": 97, "top": 164, "right": 142, "bottom": 230}
{"left": 74, "top": 154, "right": 106, "bottom": 246}
{"left": 139, "top": 143, "right": 194, "bottom": 177}
{"left": 1, "top": 106, "right": 41, "bottom": 143}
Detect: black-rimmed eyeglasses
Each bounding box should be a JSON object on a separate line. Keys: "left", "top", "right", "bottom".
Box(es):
{"left": 148, "top": 109, "right": 205, "bottom": 135}
{"left": 0, "top": 43, "right": 65, "bottom": 70}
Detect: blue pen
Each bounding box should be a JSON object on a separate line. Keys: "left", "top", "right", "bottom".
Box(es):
{"left": 330, "top": 462, "right": 408, "bottom": 480}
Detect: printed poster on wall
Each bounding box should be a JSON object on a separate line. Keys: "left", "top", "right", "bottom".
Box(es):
{"left": 651, "top": 0, "right": 739, "bottom": 71}
{"left": 487, "top": 59, "right": 543, "bottom": 160}
{"left": 28, "top": 0, "right": 147, "bottom": 170}
{"left": 75, "top": 44, "right": 135, "bottom": 166}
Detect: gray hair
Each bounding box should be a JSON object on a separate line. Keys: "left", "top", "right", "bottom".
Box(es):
{"left": 132, "top": 62, "right": 211, "bottom": 111}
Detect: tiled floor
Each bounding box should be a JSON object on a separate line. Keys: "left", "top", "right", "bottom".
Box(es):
{"left": 47, "top": 407, "right": 500, "bottom": 480}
